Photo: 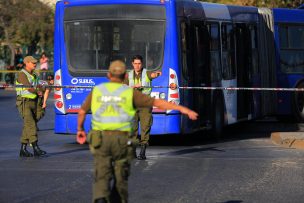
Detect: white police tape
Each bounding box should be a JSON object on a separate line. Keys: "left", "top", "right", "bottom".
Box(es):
{"left": 1, "top": 84, "right": 304, "bottom": 92}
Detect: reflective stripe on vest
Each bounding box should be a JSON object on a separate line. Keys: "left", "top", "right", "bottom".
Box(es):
{"left": 128, "top": 69, "right": 151, "bottom": 95}
{"left": 15, "top": 69, "right": 38, "bottom": 99}
{"left": 91, "top": 83, "right": 136, "bottom": 132}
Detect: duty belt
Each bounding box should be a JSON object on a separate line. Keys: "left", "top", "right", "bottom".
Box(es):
{"left": 17, "top": 96, "right": 37, "bottom": 101}
{"left": 102, "top": 130, "right": 130, "bottom": 136}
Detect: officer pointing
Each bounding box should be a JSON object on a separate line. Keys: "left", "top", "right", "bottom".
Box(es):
{"left": 77, "top": 60, "right": 198, "bottom": 203}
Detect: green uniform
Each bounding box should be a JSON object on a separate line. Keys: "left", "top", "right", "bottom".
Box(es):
{"left": 35, "top": 79, "right": 49, "bottom": 122}
{"left": 132, "top": 107, "right": 152, "bottom": 145}
{"left": 36, "top": 96, "right": 45, "bottom": 122}
{"left": 16, "top": 69, "right": 39, "bottom": 143}
{"left": 90, "top": 130, "right": 132, "bottom": 203}
{"left": 82, "top": 82, "right": 154, "bottom": 202}
{"left": 127, "top": 69, "right": 153, "bottom": 145}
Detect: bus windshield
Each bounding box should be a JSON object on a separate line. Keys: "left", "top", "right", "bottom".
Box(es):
{"left": 64, "top": 5, "right": 166, "bottom": 75}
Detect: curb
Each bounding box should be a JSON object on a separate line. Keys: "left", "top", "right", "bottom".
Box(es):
{"left": 271, "top": 132, "right": 304, "bottom": 149}
{"left": 0, "top": 83, "right": 14, "bottom": 91}
{"left": 4, "top": 87, "right": 14, "bottom": 91}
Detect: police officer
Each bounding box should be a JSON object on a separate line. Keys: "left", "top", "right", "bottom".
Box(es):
{"left": 16, "top": 56, "right": 46, "bottom": 157}
{"left": 77, "top": 60, "right": 198, "bottom": 203}
{"left": 125, "top": 55, "right": 162, "bottom": 160}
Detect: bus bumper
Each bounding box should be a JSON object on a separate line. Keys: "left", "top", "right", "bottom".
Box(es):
{"left": 54, "top": 113, "right": 181, "bottom": 135}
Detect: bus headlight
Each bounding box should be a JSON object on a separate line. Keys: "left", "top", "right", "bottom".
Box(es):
{"left": 159, "top": 92, "right": 166, "bottom": 99}
{"left": 66, "top": 93, "right": 72, "bottom": 100}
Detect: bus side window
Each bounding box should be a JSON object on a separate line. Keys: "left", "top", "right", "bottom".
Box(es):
{"left": 208, "top": 23, "right": 221, "bottom": 82}
{"left": 250, "top": 25, "right": 259, "bottom": 76}
{"left": 181, "top": 22, "right": 189, "bottom": 80}
{"left": 192, "top": 22, "right": 209, "bottom": 84}
{"left": 221, "top": 23, "right": 236, "bottom": 80}
{"left": 279, "top": 24, "right": 304, "bottom": 73}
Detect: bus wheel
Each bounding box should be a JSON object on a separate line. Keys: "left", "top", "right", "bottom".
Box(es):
{"left": 212, "top": 98, "right": 224, "bottom": 139}
{"left": 292, "top": 82, "right": 304, "bottom": 122}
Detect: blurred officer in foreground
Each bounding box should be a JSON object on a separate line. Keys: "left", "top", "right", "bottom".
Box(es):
{"left": 77, "top": 60, "right": 198, "bottom": 203}
{"left": 16, "top": 56, "right": 47, "bottom": 157}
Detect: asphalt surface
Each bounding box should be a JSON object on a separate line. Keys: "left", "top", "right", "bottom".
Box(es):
{"left": 1, "top": 90, "right": 304, "bottom": 203}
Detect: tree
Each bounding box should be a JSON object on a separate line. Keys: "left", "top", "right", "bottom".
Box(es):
{"left": 0, "top": 0, "right": 54, "bottom": 66}
{"left": 0, "top": 0, "right": 17, "bottom": 65}
{"left": 203, "top": 0, "right": 303, "bottom": 8}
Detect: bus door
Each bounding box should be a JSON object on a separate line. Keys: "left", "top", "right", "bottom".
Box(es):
{"left": 189, "top": 20, "right": 211, "bottom": 127}
{"left": 235, "top": 24, "right": 252, "bottom": 119}
{"left": 221, "top": 23, "right": 237, "bottom": 124}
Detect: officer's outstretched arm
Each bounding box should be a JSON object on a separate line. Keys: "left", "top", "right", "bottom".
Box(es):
{"left": 77, "top": 108, "right": 87, "bottom": 144}
{"left": 150, "top": 71, "right": 162, "bottom": 79}
{"left": 153, "top": 99, "right": 198, "bottom": 120}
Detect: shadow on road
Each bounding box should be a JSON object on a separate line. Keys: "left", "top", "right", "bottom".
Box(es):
{"left": 159, "top": 147, "right": 225, "bottom": 156}
{"left": 38, "top": 128, "right": 54, "bottom": 131}
{"left": 47, "top": 147, "right": 88, "bottom": 156}
{"left": 149, "top": 118, "right": 304, "bottom": 147}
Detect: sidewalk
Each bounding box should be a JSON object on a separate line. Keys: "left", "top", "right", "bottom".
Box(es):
{"left": 271, "top": 132, "right": 304, "bottom": 149}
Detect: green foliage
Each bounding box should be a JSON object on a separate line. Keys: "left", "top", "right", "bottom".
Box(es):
{"left": 202, "top": 0, "right": 303, "bottom": 8}
{"left": 0, "top": 0, "right": 54, "bottom": 57}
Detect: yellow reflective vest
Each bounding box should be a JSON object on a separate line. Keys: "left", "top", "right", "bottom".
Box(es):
{"left": 91, "top": 83, "right": 136, "bottom": 132}
{"left": 15, "top": 69, "right": 38, "bottom": 99}
{"left": 128, "top": 69, "right": 151, "bottom": 95}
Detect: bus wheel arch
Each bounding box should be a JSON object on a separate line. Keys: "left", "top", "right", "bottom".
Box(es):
{"left": 211, "top": 92, "right": 225, "bottom": 139}
{"left": 292, "top": 80, "right": 304, "bottom": 122}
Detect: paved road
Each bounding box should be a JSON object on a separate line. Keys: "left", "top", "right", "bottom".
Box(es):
{"left": 1, "top": 90, "right": 304, "bottom": 203}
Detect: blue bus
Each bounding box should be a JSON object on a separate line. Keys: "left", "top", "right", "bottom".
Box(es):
{"left": 53, "top": 0, "right": 304, "bottom": 135}
{"left": 273, "top": 8, "right": 304, "bottom": 121}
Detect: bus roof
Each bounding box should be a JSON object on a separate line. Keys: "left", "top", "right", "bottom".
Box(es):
{"left": 59, "top": 0, "right": 261, "bottom": 23}
{"left": 176, "top": 0, "right": 258, "bottom": 22}
{"left": 227, "top": 4, "right": 258, "bottom": 22}
{"left": 57, "top": 0, "right": 166, "bottom": 4}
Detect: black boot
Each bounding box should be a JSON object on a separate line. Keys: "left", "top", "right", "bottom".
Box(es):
{"left": 137, "top": 144, "right": 147, "bottom": 160}
{"left": 32, "top": 141, "right": 47, "bottom": 156}
{"left": 19, "top": 143, "right": 33, "bottom": 157}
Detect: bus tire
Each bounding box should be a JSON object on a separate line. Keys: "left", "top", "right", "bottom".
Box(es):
{"left": 292, "top": 81, "right": 304, "bottom": 122}
{"left": 212, "top": 97, "right": 224, "bottom": 139}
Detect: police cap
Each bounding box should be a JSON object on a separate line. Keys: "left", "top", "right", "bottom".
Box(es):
{"left": 109, "top": 60, "right": 126, "bottom": 75}
{"left": 23, "top": 56, "right": 38, "bottom": 64}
